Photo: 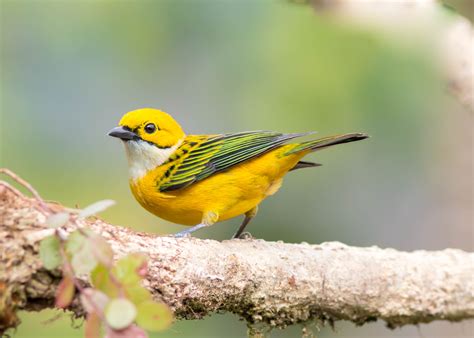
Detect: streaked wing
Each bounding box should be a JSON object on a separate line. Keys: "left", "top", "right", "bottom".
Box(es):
{"left": 159, "top": 131, "right": 310, "bottom": 192}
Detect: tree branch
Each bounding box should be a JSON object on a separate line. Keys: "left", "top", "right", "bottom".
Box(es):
{"left": 309, "top": 0, "right": 474, "bottom": 112}
{"left": 1, "top": 180, "right": 473, "bottom": 334}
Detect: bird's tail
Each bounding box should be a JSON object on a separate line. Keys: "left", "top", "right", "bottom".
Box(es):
{"left": 285, "top": 133, "right": 369, "bottom": 156}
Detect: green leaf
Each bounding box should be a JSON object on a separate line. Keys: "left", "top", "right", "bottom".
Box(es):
{"left": 71, "top": 240, "right": 97, "bottom": 275}
{"left": 66, "top": 230, "right": 87, "bottom": 256}
{"left": 39, "top": 235, "right": 62, "bottom": 270}
{"left": 105, "top": 298, "right": 136, "bottom": 330}
{"left": 90, "top": 263, "right": 109, "bottom": 289}
{"left": 79, "top": 200, "right": 116, "bottom": 219}
{"left": 91, "top": 264, "right": 119, "bottom": 298}
{"left": 124, "top": 284, "right": 152, "bottom": 307}
{"left": 55, "top": 275, "right": 75, "bottom": 308}
{"left": 113, "top": 253, "right": 148, "bottom": 286}
{"left": 135, "top": 300, "right": 173, "bottom": 332}
{"left": 90, "top": 235, "right": 114, "bottom": 267}
{"left": 80, "top": 288, "right": 109, "bottom": 314}
{"left": 45, "top": 212, "right": 70, "bottom": 228}
{"left": 85, "top": 312, "right": 101, "bottom": 338}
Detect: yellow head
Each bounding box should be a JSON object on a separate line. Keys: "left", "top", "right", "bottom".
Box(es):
{"left": 112, "top": 108, "right": 185, "bottom": 148}
{"left": 108, "top": 108, "right": 186, "bottom": 180}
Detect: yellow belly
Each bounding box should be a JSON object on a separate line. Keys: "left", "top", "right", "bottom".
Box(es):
{"left": 130, "top": 145, "right": 305, "bottom": 225}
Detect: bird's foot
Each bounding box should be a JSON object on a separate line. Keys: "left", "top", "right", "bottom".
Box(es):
{"left": 234, "top": 231, "right": 254, "bottom": 240}
{"left": 173, "top": 230, "right": 193, "bottom": 238}
{"left": 173, "top": 223, "right": 207, "bottom": 238}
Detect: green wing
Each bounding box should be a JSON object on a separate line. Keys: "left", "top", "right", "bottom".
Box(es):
{"left": 159, "top": 131, "right": 309, "bottom": 192}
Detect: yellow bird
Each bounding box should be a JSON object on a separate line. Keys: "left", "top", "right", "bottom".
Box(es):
{"left": 108, "top": 108, "right": 368, "bottom": 238}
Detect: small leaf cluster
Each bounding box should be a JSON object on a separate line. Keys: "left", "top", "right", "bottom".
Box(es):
{"left": 39, "top": 200, "right": 173, "bottom": 338}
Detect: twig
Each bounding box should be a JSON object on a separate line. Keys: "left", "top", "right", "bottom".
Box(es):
{"left": 0, "top": 168, "right": 51, "bottom": 213}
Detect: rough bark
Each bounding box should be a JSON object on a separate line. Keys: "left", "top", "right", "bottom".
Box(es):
{"left": 1, "top": 181, "right": 473, "bottom": 334}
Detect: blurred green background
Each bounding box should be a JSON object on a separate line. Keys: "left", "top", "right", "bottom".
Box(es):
{"left": 1, "top": 0, "right": 472, "bottom": 337}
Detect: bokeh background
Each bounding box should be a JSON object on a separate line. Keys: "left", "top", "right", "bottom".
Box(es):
{"left": 1, "top": 1, "right": 472, "bottom": 337}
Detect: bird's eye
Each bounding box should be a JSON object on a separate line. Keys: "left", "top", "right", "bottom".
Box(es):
{"left": 144, "top": 123, "right": 156, "bottom": 134}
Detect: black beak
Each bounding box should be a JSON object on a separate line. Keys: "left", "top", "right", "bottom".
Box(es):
{"left": 107, "top": 126, "right": 139, "bottom": 141}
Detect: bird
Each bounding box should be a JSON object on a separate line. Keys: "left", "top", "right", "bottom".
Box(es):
{"left": 108, "top": 108, "right": 368, "bottom": 238}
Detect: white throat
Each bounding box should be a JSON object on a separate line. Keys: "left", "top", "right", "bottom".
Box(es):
{"left": 124, "top": 139, "right": 183, "bottom": 181}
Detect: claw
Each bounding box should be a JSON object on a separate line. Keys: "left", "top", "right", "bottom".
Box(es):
{"left": 173, "top": 230, "right": 192, "bottom": 238}
{"left": 237, "top": 231, "right": 254, "bottom": 240}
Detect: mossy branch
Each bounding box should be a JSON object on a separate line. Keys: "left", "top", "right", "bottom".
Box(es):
{"left": 0, "top": 179, "right": 473, "bottom": 335}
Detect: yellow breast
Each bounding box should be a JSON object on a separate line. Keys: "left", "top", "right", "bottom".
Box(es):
{"left": 129, "top": 145, "right": 305, "bottom": 225}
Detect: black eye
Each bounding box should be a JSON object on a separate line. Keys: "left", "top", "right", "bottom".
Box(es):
{"left": 144, "top": 123, "right": 156, "bottom": 134}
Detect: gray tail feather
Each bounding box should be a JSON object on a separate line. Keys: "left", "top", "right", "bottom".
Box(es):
{"left": 310, "top": 133, "right": 369, "bottom": 151}
{"left": 285, "top": 133, "right": 369, "bottom": 155}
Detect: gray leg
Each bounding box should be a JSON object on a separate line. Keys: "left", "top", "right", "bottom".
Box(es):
{"left": 232, "top": 206, "right": 258, "bottom": 239}
{"left": 174, "top": 211, "right": 219, "bottom": 238}
{"left": 174, "top": 223, "right": 207, "bottom": 238}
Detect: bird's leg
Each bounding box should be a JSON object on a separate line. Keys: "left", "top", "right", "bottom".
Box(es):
{"left": 173, "top": 223, "right": 206, "bottom": 238}
{"left": 174, "top": 211, "right": 219, "bottom": 238}
{"left": 232, "top": 206, "right": 258, "bottom": 239}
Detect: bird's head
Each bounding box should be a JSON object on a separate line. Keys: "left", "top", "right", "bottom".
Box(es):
{"left": 109, "top": 108, "right": 185, "bottom": 148}
{"left": 108, "top": 108, "right": 186, "bottom": 180}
